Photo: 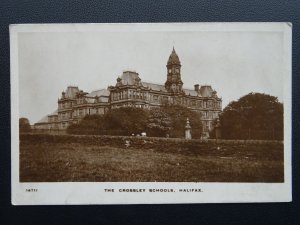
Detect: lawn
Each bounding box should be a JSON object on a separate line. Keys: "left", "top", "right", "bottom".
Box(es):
{"left": 20, "top": 139, "right": 284, "bottom": 182}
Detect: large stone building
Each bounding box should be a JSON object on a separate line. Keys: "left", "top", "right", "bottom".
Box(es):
{"left": 34, "top": 48, "right": 222, "bottom": 137}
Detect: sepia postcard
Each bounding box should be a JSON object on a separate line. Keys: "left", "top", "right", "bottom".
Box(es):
{"left": 11, "top": 23, "right": 292, "bottom": 205}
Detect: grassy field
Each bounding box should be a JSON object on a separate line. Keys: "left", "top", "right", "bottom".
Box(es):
{"left": 20, "top": 138, "right": 284, "bottom": 182}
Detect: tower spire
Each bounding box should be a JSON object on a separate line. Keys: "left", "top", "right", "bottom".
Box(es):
{"left": 167, "top": 46, "right": 181, "bottom": 65}
{"left": 165, "top": 47, "right": 183, "bottom": 93}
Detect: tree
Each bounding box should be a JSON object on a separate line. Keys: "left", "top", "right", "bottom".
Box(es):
{"left": 67, "top": 105, "right": 203, "bottom": 139}
{"left": 215, "top": 93, "right": 283, "bottom": 140}
{"left": 67, "top": 107, "right": 149, "bottom": 136}
{"left": 147, "top": 104, "right": 203, "bottom": 139}
{"left": 67, "top": 114, "right": 105, "bottom": 135}
{"left": 102, "top": 107, "right": 149, "bottom": 135}
{"left": 208, "top": 118, "right": 218, "bottom": 139}
{"left": 146, "top": 107, "right": 172, "bottom": 137}
{"left": 19, "top": 117, "right": 31, "bottom": 133}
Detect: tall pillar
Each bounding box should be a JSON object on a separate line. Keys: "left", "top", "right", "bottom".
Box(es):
{"left": 185, "top": 118, "right": 192, "bottom": 140}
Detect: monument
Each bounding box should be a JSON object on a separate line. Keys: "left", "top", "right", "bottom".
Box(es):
{"left": 185, "top": 118, "right": 192, "bottom": 140}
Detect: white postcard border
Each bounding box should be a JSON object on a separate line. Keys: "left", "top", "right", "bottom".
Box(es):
{"left": 10, "top": 23, "right": 292, "bottom": 205}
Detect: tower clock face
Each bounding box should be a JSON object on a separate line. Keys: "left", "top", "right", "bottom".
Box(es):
{"left": 168, "top": 69, "right": 172, "bottom": 73}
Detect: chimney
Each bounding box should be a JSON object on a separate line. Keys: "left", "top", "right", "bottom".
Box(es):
{"left": 194, "top": 84, "right": 199, "bottom": 91}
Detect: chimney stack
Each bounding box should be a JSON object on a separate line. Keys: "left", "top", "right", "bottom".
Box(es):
{"left": 194, "top": 84, "right": 199, "bottom": 91}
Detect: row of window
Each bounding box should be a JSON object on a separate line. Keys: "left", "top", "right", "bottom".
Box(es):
{"left": 58, "top": 107, "right": 107, "bottom": 120}
{"left": 58, "top": 102, "right": 73, "bottom": 109}
{"left": 59, "top": 94, "right": 221, "bottom": 110}
{"left": 59, "top": 98, "right": 96, "bottom": 109}
{"left": 202, "top": 111, "right": 219, "bottom": 119}
{"left": 111, "top": 103, "right": 149, "bottom": 109}
{"left": 48, "top": 116, "right": 58, "bottom": 122}
{"left": 111, "top": 91, "right": 221, "bottom": 109}
{"left": 112, "top": 90, "right": 148, "bottom": 101}
{"left": 58, "top": 112, "right": 72, "bottom": 120}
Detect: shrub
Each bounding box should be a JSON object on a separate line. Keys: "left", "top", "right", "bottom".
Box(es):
{"left": 67, "top": 105, "right": 203, "bottom": 139}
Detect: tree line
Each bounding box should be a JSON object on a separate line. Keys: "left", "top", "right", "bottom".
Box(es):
{"left": 67, "top": 104, "right": 203, "bottom": 139}
{"left": 21, "top": 92, "right": 284, "bottom": 140}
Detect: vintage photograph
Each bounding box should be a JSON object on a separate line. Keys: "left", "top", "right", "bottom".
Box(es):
{"left": 11, "top": 23, "right": 292, "bottom": 204}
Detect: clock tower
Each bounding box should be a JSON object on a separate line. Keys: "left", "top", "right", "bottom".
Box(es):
{"left": 165, "top": 47, "right": 183, "bottom": 93}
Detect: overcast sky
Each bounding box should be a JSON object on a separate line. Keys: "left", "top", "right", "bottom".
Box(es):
{"left": 17, "top": 24, "right": 285, "bottom": 124}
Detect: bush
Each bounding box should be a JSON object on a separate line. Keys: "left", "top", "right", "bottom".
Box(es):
{"left": 67, "top": 108, "right": 149, "bottom": 136}
{"left": 67, "top": 105, "right": 203, "bottom": 139}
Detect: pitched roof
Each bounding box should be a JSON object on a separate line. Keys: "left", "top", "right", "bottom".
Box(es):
{"left": 35, "top": 109, "right": 56, "bottom": 124}
{"left": 142, "top": 82, "right": 167, "bottom": 92}
{"left": 183, "top": 89, "right": 199, "bottom": 97}
{"left": 86, "top": 89, "right": 110, "bottom": 103}
{"left": 35, "top": 115, "right": 49, "bottom": 124}
{"left": 88, "top": 89, "right": 110, "bottom": 97}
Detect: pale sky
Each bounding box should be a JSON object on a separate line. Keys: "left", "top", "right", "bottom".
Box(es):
{"left": 17, "top": 24, "right": 285, "bottom": 124}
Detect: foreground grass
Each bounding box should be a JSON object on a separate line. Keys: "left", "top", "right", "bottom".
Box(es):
{"left": 20, "top": 141, "right": 283, "bottom": 182}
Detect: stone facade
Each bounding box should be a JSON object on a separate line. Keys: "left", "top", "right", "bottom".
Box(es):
{"left": 34, "top": 48, "right": 222, "bottom": 137}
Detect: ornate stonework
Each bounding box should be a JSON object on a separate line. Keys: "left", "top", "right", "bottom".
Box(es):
{"left": 34, "top": 48, "right": 222, "bottom": 137}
